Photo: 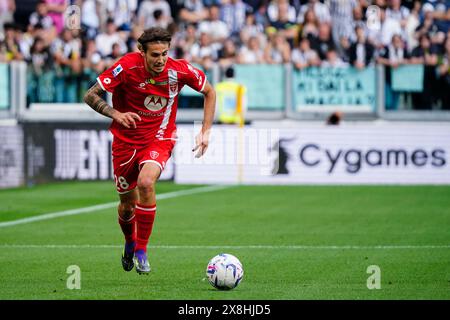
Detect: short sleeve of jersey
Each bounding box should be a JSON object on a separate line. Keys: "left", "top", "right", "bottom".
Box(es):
{"left": 97, "top": 57, "right": 126, "bottom": 93}
{"left": 180, "top": 60, "right": 207, "bottom": 93}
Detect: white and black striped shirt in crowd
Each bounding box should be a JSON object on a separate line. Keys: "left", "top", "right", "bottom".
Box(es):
{"left": 328, "top": 0, "right": 359, "bottom": 41}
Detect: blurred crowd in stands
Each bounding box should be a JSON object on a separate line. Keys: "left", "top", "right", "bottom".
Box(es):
{"left": 0, "top": 0, "right": 448, "bottom": 109}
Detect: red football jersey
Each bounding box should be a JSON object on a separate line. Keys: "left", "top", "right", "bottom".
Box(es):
{"left": 97, "top": 52, "right": 206, "bottom": 146}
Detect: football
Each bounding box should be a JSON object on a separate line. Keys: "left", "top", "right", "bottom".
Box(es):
{"left": 206, "top": 253, "right": 244, "bottom": 290}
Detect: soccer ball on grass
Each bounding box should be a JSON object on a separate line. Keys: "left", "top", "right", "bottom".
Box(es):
{"left": 206, "top": 253, "right": 244, "bottom": 290}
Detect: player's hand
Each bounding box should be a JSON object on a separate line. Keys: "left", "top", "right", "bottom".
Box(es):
{"left": 192, "top": 129, "right": 210, "bottom": 158}
{"left": 113, "top": 112, "right": 141, "bottom": 129}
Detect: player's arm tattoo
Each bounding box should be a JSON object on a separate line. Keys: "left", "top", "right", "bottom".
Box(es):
{"left": 83, "top": 83, "right": 116, "bottom": 119}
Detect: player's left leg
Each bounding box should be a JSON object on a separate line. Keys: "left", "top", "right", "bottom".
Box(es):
{"left": 133, "top": 162, "right": 161, "bottom": 274}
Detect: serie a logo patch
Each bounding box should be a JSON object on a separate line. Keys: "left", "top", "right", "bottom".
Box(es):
{"left": 112, "top": 64, "right": 123, "bottom": 77}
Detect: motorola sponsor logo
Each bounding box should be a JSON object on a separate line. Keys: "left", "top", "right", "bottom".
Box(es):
{"left": 144, "top": 95, "right": 167, "bottom": 112}
{"left": 138, "top": 110, "right": 165, "bottom": 117}
{"left": 299, "top": 143, "right": 447, "bottom": 174}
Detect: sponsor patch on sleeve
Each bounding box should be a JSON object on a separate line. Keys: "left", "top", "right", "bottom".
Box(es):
{"left": 112, "top": 64, "right": 123, "bottom": 77}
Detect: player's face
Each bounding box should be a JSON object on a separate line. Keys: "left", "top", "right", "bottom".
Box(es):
{"left": 143, "top": 42, "right": 170, "bottom": 75}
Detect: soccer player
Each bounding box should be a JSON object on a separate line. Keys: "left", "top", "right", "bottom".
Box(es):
{"left": 83, "top": 27, "right": 216, "bottom": 274}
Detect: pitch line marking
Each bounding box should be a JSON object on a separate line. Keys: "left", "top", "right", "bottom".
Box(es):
{"left": 0, "top": 244, "right": 449, "bottom": 250}
{"left": 0, "top": 185, "right": 230, "bottom": 228}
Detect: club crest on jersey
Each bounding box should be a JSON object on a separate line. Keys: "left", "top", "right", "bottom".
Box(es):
{"left": 169, "top": 82, "right": 178, "bottom": 94}
{"left": 112, "top": 64, "right": 123, "bottom": 77}
{"left": 150, "top": 151, "right": 159, "bottom": 159}
{"left": 168, "top": 69, "right": 179, "bottom": 97}
{"left": 144, "top": 95, "right": 167, "bottom": 111}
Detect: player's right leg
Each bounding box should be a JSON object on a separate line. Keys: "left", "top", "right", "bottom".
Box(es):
{"left": 112, "top": 140, "right": 140, "bottom": 272}
{"left": 118, "top": 190, "right": 138, "bottom": 271}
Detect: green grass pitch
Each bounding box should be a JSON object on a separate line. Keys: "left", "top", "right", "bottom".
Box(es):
{"left": 0, "top": 181, "right": 449, "bottom": 299}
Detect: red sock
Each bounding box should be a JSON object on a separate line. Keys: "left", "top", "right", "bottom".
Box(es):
{"left": 118, "top": 214, "right": 136, "bottom": 244}
{"left": 135, "top": 203, "right": 156, "bottom": 252}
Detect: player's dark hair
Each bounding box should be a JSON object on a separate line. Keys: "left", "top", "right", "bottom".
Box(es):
{"left": 327, "top": 112, "right": 342, "bottom": 125}
{"left": 153, "top": 9, "right": 163, "bottom": 20}
{"left": 3, "top": 22, "right": 16, "bottom": 31}
{"left": 225, "top": 66, "right": 234, "bottom": 78}
{"left": 138, "top": 27, "right": 172, "bottom": 52}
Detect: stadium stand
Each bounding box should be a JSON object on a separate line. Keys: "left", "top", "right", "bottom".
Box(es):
{"left": 0, "top": 0, "right": 449, "bottom": 114}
